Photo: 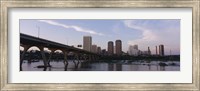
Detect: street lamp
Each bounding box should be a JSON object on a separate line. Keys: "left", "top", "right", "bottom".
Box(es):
{"left": 36, "top": 25, "right": 40, "bottom": 38}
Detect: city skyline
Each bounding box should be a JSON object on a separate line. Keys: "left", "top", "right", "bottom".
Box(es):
{"left": 83, "top": 36, "right": 92, "bottom": 52}
{"left": 20, "top": 19, "right": 180, "bottom": 55}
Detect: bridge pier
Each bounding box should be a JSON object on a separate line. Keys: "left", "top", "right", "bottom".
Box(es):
{"left": 38, "top": 46, "right": 48, "bottom": 71}
{"left": 83, "top": 54, "right": 87, "bottom": 61}
{"left": 27, "top": 51, "right": 32, "bottom": 64}
{"left": 63, "top": 51, "right": 68, "bottom": 71}
{"left": 47, "top": 48, "right": 56, "bottom": 66}
{"left": 73, "top": 53, "right": 80, "bottom": 69}
{"left": 20, "top": 45, "right": 31, "bottom": 71}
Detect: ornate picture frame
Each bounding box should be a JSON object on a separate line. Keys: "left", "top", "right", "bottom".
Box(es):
{"left": 0, "top": 0, "right": 199, "bottom": 90}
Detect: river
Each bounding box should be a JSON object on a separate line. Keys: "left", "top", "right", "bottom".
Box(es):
{"left": 21, "top": 60, "right": 180, "bottom": 71}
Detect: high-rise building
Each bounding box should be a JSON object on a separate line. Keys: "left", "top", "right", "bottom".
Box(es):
{"left": 133, "top": 45, "right": 138, "bottom": 50}
{"left": 83, "top": 36, "right": 92, "bottom": 52}
{"left": 108, "top": 41, "right": 114, "bottom": 55}
{"left": 156, "top": 46, "right": 158, "bottom": 55}
{"left": 128, "top": 45, "right": 139, "bottom": 56}
{"left": 97, "top": 46, "right": 101, "bottom": 54}
{"left": 141, "top": 51, "right": 150, "bottom": 55}
{"left": 101, "top": 49, "right": 107, "bottom": 55}
{"left": 148, "top": 46, "right": 151, "bottom": 55}
{"left": 159, "top": 44, "right": 164, "bottom": 56}
{"left": 91, "top": 44, "right": 97, "bottom": 53}
{"left": 115, "top": 40, "right": 122, "bottom": 55}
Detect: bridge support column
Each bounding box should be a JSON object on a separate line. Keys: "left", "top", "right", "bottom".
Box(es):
{"left": 38, "top": 46, "right": 48, "bottom": 71}
{"left": 20, "top": 45, "right": 31, "bottom": 71}
{"left": 27, "top": 50, "right": 33, "bottom": 64}
{"left": 47, "top": 48, "right": 56, "bottom": 67}
{"left": 83, "top": 54, "right": 87, "bottom": 61}
{"left": 63, "top": 51, "right": 68, "bottom": 71}
{"left": 73, "top": 53, "right": 80, "bottom": 69}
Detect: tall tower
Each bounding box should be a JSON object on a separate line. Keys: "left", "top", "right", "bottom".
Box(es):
{"left": 159, "top": 44, "right": 164, "bottom": 56}
{"left": 148, "top": 46, "right": 151, "bottom": 55}
{"left": 108, "top": 41, "right": 114, "bottom": 55}
{"left": 156, "top": 46, "right": 158, "bottom": 55}
{"left": 91, "top": 44, "right": 97, "bottom": 53}
{"left": 133, "top": 45, "right": 138, "bottom": 50}
{"left": 115, "top": 40, "right": 122, "bottom": 55}
{"left": 97, "top": 46, "right": 101, "bottom": 54}
{"left": 128, "top": 45, "right": 139, "bottom": 56}
{"left": 83, "top": 36, "right": 92, "bottom": 52}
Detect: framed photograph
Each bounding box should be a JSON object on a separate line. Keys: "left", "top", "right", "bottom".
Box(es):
{"left": 1, "top": 0, "right": 199, "bottom": 90}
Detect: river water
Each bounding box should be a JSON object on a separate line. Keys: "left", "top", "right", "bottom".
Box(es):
{"left": 21, "top": 60, "right": 180, "bottom": 71}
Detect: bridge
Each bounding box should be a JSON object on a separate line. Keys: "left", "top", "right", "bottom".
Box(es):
{"left": 20, "top": 33, "right": 100, "bottom": 71}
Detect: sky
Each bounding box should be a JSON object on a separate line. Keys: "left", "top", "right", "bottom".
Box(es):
{"left": 20, "top": 19, "right": 180, "bottom": 55}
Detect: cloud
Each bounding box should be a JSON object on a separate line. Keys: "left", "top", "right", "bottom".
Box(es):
{"left": 124, "top": 20, "right": 158, "bottom": 44}
{"left": 38, "top": 20, "right": 104, "bottom": 36}
{"left": 123, "top": 20, "right": 180, "bottom": 55}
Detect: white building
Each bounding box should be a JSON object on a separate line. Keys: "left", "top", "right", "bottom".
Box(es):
{"left": 128, "top": 45, "right": 139, "bottom": 56}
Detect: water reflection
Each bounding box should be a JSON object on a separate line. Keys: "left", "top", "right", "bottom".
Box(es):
{"left": 21, "top": 60, "right": 180, "bottom": 71}
{"left": 108, "top": 64, "right": 114, "bottom": 71}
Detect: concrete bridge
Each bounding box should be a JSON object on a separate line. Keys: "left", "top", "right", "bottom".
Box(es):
{"left": 20, "top": 33, "right": 100, "bottom": 71}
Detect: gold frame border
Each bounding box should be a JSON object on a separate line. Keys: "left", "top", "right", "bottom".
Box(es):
{"left": 0, "top": 0, "right": 199, "bottom": 90}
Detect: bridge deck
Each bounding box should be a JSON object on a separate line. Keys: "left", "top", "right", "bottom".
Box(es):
{"left": 20, "top": 33, "right": 97, "bottom": 55}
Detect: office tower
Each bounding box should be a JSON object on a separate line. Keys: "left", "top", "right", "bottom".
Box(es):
{"left": 97, "top": 46, "right": 101, "bottom": 54}
{"left": 83, "top": 36, "right": 92, "bottom": 52}
{"left": 141, "top": 51, "right": 149, "bottom": 55}
{"left": 115, "top": 40, "right": 122, "bottom": 55}
{"left": 91, "top": 45, "right": 97, "bottom": 53}
{"left": 128, "top": 45, "right": 139, "bottom": 56}
{"left": 148, "top": 46, "right": 151, "bottom": 55}
{"left": 133, "top": 45, "right": 138, "bottom": 50}
{"left": 108, "top": 41, "right": 114, "bottom": 55}
{"left": 156, "top": 46, "right": 158, "bottom": 55}
{"left": 101, "top": 49, "right": 107, "bottom": 55}
{"left": 159, "top": 44, "right": 164, "bottom": 56}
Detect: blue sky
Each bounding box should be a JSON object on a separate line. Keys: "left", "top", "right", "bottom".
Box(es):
{"left": 20, "top": 19, "right": 180, "bottom": 55}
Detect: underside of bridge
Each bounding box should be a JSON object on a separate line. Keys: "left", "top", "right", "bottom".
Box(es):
{"left": 20, "top": 33, "right": 100, "bottom": 71}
